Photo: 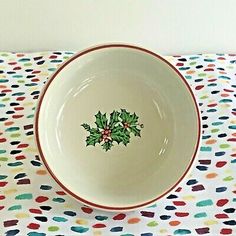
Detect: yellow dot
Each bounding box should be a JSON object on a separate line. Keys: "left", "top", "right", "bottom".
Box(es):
{"left": 224, "top": 169, "right": 233, "bottom": 174}
{"left": 182, "top": 195, "right": 196, "bottom": 200}
{"left": 76, "top": 219, "right": 88, "bottom": 225}
{"left": 25, "top": 147, "right": 37, "bottom": 153}
{"left": 93, "top": 230, "right": 102, "bottom": 236}
{"left": 4, "top": 188, "right": 17, "bottom": 195}
{"left": 204, "top": 220, "right": 218, "bottom": 226}
{"left": 15, "top": 213, "right": 30, "bottom": 219}
{"left": 160, "top": 229, "right": 168, "bottom": 234}
{"left": 36, "top": 169, "right": 47, "bottom": 175}
{"left": 11, "top": 168, "right": 24, "bottom": 173}
{"left": 23, "top": 102, "right": 34, "bottom": 107}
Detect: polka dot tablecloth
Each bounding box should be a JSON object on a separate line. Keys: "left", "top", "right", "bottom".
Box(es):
{"left": 0, "top": 52, "right": 236, "bottom": 236}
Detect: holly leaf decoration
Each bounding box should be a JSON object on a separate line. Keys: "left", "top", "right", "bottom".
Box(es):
{"left": 111, "top": 125, "right": 129, "bottom": 144}
{"left": 120, "top": 109, "right": 130, "bottom": 123}
{"left": 85, "top": 128, "right": 101, "bottom": 146}
{"left": 129, "top": 126, "right": 141, "bottom": 137}
{"left": 95, "top": 111, "right": 108, "bottom": 129}
{"left": 81, "top": 123, "right": 91, "bottom": 131}
{"left": 109, "top": 111, "right": 120, "bottom": 129}
{"left": 120, "top": 109, "right": 139, "bottom": 125}
{"left": 102, "top": 140, "right": 113, "bottom": 151}
{"left": 82, "top": 109, "right": 143, "bottom": 152}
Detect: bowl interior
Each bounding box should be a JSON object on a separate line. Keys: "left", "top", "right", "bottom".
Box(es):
{"left": 37, "top": 46, "right": 199, "bottom": 210}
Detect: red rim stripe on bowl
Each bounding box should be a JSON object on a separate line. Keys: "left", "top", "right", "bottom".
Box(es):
{"left": 35, "top": 44, "right": 201, "bottom": 211}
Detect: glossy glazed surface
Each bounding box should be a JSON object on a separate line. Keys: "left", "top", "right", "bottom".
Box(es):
{"left": 36, "top": 45, "right": 200, "bottom": 211}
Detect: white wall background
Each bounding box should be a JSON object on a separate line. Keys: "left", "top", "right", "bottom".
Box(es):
{"left": 0, "top": 0, "right": 235, "bottom": 55}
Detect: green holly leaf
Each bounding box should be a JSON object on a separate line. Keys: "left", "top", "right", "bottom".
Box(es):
{"left": 81, "top": 123, "right": 91, "bottom": 131}
{"left": 122, "top": 128, "right": 130, "bottom": 146}
{"left": 109, "top": 111, "right": 120, "bottom": 128}
{"left": 111, "top": 125, "right": 130, "bottom": 146}
{"left": 102, "top": 140, "right": 113, "bottom": 151}
{"left": 120, "top": 109, "right": 130, "bottom": 123}
{"left": 95, "top": 111, "right": 108, "bottom": 129}
{"left": 129, "top": 126, "right": 141, "bottom": 136}
{"left": 85, "top": 128, "right": 101, "bottom": 146}
{"left": 120, "top": 109, "right": 138, "bottom": 125}
{"left": 111, "top": 125, "right": 125, "bottom": 144}
{"left": 128, "top": 113, "right": 139, "bottom": 125}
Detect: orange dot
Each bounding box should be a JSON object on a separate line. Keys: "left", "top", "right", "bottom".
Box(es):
{"left": 206, "top": 173, "right": 218, "bottom": 179}
{"left": 219, "top": 71, "right": 227, "bottom": 74}
{"left": 206, "top": 139, "right": 217, "bottom": 145}
{"left": 0, "top": 85, "right": 7, "bottom": 89}
{"left": 208, "top": 64, "right": 215, "bottom": 67}
{"left": 186, "top": 70, "right": 195, "bottom": 74}
{"left": 169, "top": 220, "right": 180, "bottom": 226}
{"left": 128, "top": 217, "right": 141, "bottom": 224}
{"left": 4, "top": 121, "right": 14, "bottom": 126}
{"left": 221, "top": 93, "right": 229, "bottom": 97}
{"left": 232, "top": 133, "right": 236, "bottom": 137}
{"left": 36, "top": 170, "right": 47, "bottom": 175}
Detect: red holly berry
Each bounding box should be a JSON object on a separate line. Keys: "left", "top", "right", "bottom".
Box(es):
{"left": 123, "top": 122, "right": 129, "bottom": 128}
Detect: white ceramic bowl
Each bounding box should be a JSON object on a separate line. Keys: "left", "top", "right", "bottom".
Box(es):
{"left": 35, "top": 44, "right": 201, "bottom": 211}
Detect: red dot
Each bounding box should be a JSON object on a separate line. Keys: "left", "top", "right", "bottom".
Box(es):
{"left": 29, "top": 208, "right": 42, "bottom": 214}
{"left": 173, "top": 201, "right": 186, "bottom": 206}
{"left": 220, "top": 228, "right": 232, "bottom": 235}
{"left": 35, "top": 196, "right": 49, "bottom": 203}
{"left": 0, "top": 182, "right": 8, "bottom": 187}
{"left": 217, "top": 199, "right": 229, "bottom": 207}
{"left": 195, "top": 85, "right": 204, "bottom": 90}
{"left": 81, "top": 206, "right": 93, "bottom": 214}
{"left": 216, "top": 161, "right": 227, "bottom": 168}
{"left": 27, "top": 223, "right": 40, "bottom": 230}
{"left": 113, "top": 213, "right": 126, "bottom": 220}
{"left": 215, "top": 213, "right": 229, "bottom": 219}
{"left": 56, "top": 191, "right": 66, "bottom": 195}
{"left": 92, "top": 223, "right": 106, "bottom": 228}
{"left": 175, "top": 212, "right": 189, "bottom": 217}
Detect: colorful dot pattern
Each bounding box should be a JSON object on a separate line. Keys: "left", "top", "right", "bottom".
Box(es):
{"left": 0, "top": 52, "right": 236, "bottom": 235}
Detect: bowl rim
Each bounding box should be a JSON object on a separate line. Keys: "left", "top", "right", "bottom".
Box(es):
{"left": 35, "top": 44, "right": 201, "bottom": 211}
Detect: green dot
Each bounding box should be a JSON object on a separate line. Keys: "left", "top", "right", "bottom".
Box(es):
{"left": 220, "top": 144, "right": 230, "bottom": 149}
{"left": 194, "top": 212, "right": 207, "bottom": 218}
{"left": 15, "top": 193, "right": 33, "bottom": 200}
{"left": 198, "top": 73, "right": 207, "bottom": 77}
{"left": 196, "top": 199, "right": 213, "bottom": 207}
{"left": 5, "top": 127, "right": 20, "bottom": 132}
{"left": 190, "top": 61, "right": 197, "bottom": 65}
{"left": 223, "top": 176, "right": 234, "bottom": 181}
{"left": 24, "top": 63, "right": 32, "bottom": 66}
{"left": 200, "top": 95, "right": 208, "bottom": 99}
{"left": 48, "top": 226, "right": 59, "bottom": 232}
{"left": 52, "top": 197, "right": 65, "bottom": 203}
{"left": 211, "top": 128, "right": 219, "bottom": 133}
{"left": 13, "top": 75, "right": 23, "bottom": 78}
{"left": 27, "top": 114, "right": 34, "bottom": 118}
{"left": 0, "top": 175, "right": 7, "bottom": 180}
{"left": 0, "top": 157, "right": 8, "bottom": 161}
{"left": 17, "top": 80, "right": 25, "bottom": 83}
{"left": 2, "top": 97, "right": 10, "bottom": 101}
{"left": 200, "top": 146, "right": 212, "bottom": 152}
{"left": 1, "top": 53, "right": 9, "bottom": 56}
{"left": 0, "top": 79, "right": 9, "bottom": 83}
{"left": 10, "top": 133, "right": 21, "bottom": 138}
{"left": 0, "top": 150, "right": 6, "bottom": 154}
{"left": 147, "top": 221, "right": 158, "bottom": 227}
{"left": 52, "top": 216, "right": 68, "bottom": 222}
{"left": 8, "top": 205, "right": 22, "bottom": 211}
